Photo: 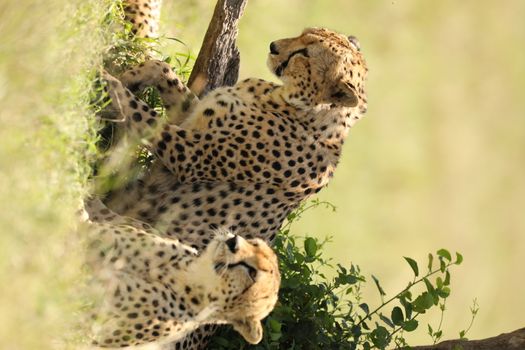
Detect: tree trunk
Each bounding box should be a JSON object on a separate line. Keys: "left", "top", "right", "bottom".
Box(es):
{"left": 188, "top": 0, "right": 248, "bottom": 97}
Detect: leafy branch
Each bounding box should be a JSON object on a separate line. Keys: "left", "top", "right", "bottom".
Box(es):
{"left": 211, "top": 201, "right": 473, "bottom": 350}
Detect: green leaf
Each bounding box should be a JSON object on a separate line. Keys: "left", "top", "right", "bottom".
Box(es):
{"left": 437, "top": 248, "right": 452, "bottom": 261}
{"left": 379, "top": 313, "right": 394, "bottom": 328}
{"left": 423, "top": 278, "right": 436, "bottom": 295}
{"left": 270, "top": 332, "right": 282, "bottom": 341}
{"left": 440, "top": 259, "right": 446, "bottom": 273}
{"left": 403, "top": 301, "right": 413, "bottom": 320}
{"left": 304, "top": 237, "right": 317, "bottom": 257}
{"left": 402, "top": 319, "right": 419, "bottom": 332}
{"left": 372, "top": 275, "right": 386, "bottom": 296}
{"left": 391, "top": 306, "right": 404, "bottom": 326}
{"left": 269, "top": 318, "right": 282, "bottom": 333}
{"left": 359, "top": 303, "right": 370, "bottom": 314}
{"left": 444, "top": 270, "right": 451, "bottom": 285}
{"left": 370, "top": 326, "right": 390, "bottom": 348}
{"left": 336, "top": 273, "right": 359, "bottom": 286}
{"left": 428, "top": 253, "right": 434, "bottom": 271}
{"left": 404, "top": 257, "right": 419, "bottom": 277}
{"left": 455, "top": 252, "right": 464, "bottom": 265}
{"left": 413, "top": 292, "right": 434, "bottom": 313}
{"left": 437, "top": 287, "right": 451, "bottom": 298}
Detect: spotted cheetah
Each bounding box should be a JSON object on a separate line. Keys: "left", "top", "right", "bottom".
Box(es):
{"left": 103, "top": 27, "right": 368, "bottom": 251}
{"left": 85, "top": 198, "right": 280, "bottom": 348}
{"left": 99, "top": 3, "right": 368, "bottom": 349}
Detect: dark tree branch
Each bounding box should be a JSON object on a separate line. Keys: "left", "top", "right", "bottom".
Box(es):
{"left": 188, "top": 0, "right": 248, "bottom": 97}
{"left": 410, "top": 327, "right": 525, "bottom": 350}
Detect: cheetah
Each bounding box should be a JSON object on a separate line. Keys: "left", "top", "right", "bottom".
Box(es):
{"left": 102, "top": 27, "right": 368, "bottom": 251}
{"left": 99, "top": 3, "right": 368, "bottom": 349}
{"left": 85, "top": 199, "right": 280, "bottom": 348}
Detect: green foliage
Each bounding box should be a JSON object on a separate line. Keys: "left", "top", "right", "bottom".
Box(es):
{"left": 211, "top": 201, "right": 469, "bottom": 349}
{"left": 91, "top": 0, "right": 196, "bottom": 195}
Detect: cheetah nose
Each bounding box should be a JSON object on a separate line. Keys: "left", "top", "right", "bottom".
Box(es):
{"left": 225, "top": 235, "right": 239, "bottom": 253}
{"left": 269, "top": 42, "right": 279, "bottom": 55}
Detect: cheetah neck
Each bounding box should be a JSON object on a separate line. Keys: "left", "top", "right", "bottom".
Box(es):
{"left": 130, "top": 239, "right": 222, "bottom": 322}
{"left": 164, "top": 252, "right": 225, "bottom": 322}
{"left": 268, "top": 86, "right": 364, "bottom": 147}
{"left": 305, "top": 105, "right": 363, "bottom": 145}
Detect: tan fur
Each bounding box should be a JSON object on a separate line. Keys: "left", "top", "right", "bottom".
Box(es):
{"left": 103, "top": 27, "right": 368, "bottom": 252}
{"left": 86, "top": 199, "right": 279, "bottom": 348}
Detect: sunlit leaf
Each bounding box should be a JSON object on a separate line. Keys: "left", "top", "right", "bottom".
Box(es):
{"left": 404, "top": 257, "right": 419, "bottom": 277}
{"left": 423, "top": 278, "right": 436, "bottom": 296}
{"left": 269, "top": 318, "right": 282, "bottom": 333}
{"left": 402, "top": 319, "right": 419, "bottom": 332}
{"left": 304, "top": 237, "right": 317, "bottom": 257}
{"left": 437, "top": 287, "right": 450, "bottom": 298}
{"left": 444, "top": 270, "right": 451, "bottom": 285}
{"left": 437, "top": 248, "right": 452, "bottom": 261}
{"left": 372, "top": 275, "right": 386, "bottom": 296}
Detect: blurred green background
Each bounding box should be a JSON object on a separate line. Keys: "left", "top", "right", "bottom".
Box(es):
{"left": 1, "top": 0, "right": 524, "bottom": 348}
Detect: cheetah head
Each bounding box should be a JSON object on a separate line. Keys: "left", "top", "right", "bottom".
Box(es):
{"left": 267, "top": 27, "right": 368, "bottom": 111}
{"left": 205, "top": 233, "right": 280, "bottom": 344}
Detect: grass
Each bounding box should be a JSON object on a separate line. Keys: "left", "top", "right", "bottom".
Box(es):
{"left": 0, "top": 0, "right": 112, "bottom": 348}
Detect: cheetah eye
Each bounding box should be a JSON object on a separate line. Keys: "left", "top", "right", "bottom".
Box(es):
{"left": 214, "top": 262, "right": 226, "bottom": 272}
{"left": 347, "top": 35, "right": 361, "bottom": 51}
{"left": 228, "top": 261, "right": 258, "bottom": 280}
{"left": 247, "top": 265, "right": 257, "bottom": 280}
{"left": 292, "top": 48, "right": 309, "bottom": 58}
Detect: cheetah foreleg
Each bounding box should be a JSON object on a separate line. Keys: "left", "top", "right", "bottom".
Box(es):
{"left": 103, "top": 71, "right": 204, "bottom": 180}
{"left": 120, "top": 60, "right": 199, "bottom": 125}
{"left": 84, "top": 196, "right": 159, "bottom": 235}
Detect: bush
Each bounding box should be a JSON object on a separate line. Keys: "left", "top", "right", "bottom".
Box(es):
{"left": 211, "top": 200, "right": 469, "bottom": 349}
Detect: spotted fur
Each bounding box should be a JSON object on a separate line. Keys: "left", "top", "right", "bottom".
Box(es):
{"left": 85, "top": 199, "right": 279, "bottom": 348}
{"left": 102, "top": 5, "right": 368, "bottom": 349}
{"left": 124, "top": 0, "right": 163, "bottom": 39}
{"left": 104, "top": 28, "right": 368, "bottom": 251}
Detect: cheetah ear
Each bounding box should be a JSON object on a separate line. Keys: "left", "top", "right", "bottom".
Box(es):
{"left": 327, "top": 80, "right": 358, "bottom": 107}
{"left": 232, "top": 318, "right": 263, "bottom": 344}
